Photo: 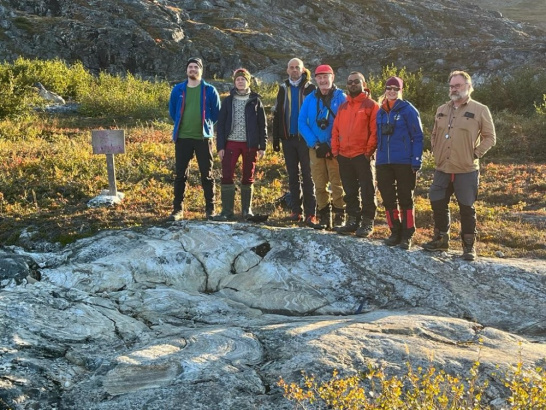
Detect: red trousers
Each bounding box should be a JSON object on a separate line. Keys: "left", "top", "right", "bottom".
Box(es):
{"left": 221, "top": 141, "right": 258, "bottom": 185}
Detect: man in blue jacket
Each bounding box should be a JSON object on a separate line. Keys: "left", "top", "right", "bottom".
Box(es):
{"left": 298, "top": 64, "right": 346, "bottom": 229}
{"left": 168, "top": 57, "right": 221, "bottom": 221}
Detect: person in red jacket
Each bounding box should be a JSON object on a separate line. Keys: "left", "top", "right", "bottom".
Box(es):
{"left": 331, "top": 72, "right": 379, "bottom": 237}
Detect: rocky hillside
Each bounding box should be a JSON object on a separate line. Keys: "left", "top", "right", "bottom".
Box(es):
{"left": 0, "top": 0, "right": 545, "bottom": 82}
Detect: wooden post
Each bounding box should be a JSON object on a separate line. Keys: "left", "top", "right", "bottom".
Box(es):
{"left": 105, "top": 153, "right": 117, "bottom": 196}
{"left": 91, "top": 130, "right": 125, "bottom": 197}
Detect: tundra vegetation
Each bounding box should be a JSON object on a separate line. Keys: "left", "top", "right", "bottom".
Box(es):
{"left": 279, "top": 357, "right": 546, "bottom": 409}
{"left": 0, "top": 58, "right": 544, "bottom": 257}
{"left": 0, "top": 58, "right": 545, "bottom": 408}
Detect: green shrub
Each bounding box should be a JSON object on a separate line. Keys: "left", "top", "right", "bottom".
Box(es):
{"left": 77, "top": 71, "right": 170, "bottom": 118}
{"left": 487, "top": 110, "right": 546, "bottom": 161}
{"left": 472, "top": 67, "right": 546, "bottom": 115}
{"left": 0, "top": 70, "right": 37, "bottom": 118}
{"left": 367, "top": 64, "right": 445, "bottom": 113}
{"left": 252, "top": 80, "right": 279, "bottom": 107}
{"left": 1, "top": 57, "right": 85, "bottom": 98}
{"left": 535, "top": 94, "right": 546, "bottom": 115}
{"left": 279, "top": 360, "right": 546, "bottom": 409}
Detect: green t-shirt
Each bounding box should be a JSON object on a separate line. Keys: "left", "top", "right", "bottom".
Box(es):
{"left": 178, "top": 85, "right": 203, "bottom": 140}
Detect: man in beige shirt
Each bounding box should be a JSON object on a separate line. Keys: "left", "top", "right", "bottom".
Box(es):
{"left": 423, "top": 70, "right": 496, "bottom": 260}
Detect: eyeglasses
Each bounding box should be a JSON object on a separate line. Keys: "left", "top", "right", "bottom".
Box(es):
{"left": 346, "top": 79, "right": 361, "bottom": 85}
{"left": 449, "top": 83, "right": 467, "bottom": 90}
{"left": 385, "top": 86, "right": 400, "bottom": 91}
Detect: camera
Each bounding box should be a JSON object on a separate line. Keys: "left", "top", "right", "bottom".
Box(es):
{"left": 317, "top": 118, "right": 329, "bottom": 130}
{"left": 381, "top": 123, "right": 395, "bottom": 135}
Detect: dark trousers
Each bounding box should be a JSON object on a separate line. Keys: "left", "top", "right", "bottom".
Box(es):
{"left": 337, "top": 154, "right": 377, "bottom": 220}
{"left": 282, "top": 137, "right": 316, "bottom": 216}
{"left": 173, "top": 137, "right": 214, "bottom": 213}
{"left": 376, "top": 164, "right": 416, "bottom": 211}
{"left": 221, "top": 141, "right": 258, "bottom": 185}
{"left": 428, "top": 170, "right": 478, "bottom": 235}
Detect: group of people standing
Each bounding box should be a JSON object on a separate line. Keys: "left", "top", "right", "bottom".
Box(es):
{"left": 168, "top": 57, "right": 496, "bottom": 261}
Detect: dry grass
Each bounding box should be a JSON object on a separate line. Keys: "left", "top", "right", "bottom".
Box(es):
{"left": 0, "top": 111, "right": 544, "bottom": 259}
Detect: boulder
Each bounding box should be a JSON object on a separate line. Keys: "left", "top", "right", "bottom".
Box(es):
{"left": 0, "top": 222, "right": 545, "bottom": 409}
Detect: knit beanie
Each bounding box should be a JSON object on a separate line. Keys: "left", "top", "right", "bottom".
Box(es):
{"left": 315, "top": 65, "right": 334, "bottom": 76}
{"left": 186, "top": 57, "right": 203, "bottom": 70}
{"left": 233, "top": 68, "right": 252, "bottom": 84}
{"left": 386, "top": 76, "right": 403, "bottom": 89}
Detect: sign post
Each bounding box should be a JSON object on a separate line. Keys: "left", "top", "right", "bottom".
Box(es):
{"left": 89, "top": 130, "right": 126, "bottom": 207}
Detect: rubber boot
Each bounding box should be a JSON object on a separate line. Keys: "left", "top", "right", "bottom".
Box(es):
{"left": 213, "top": 184, "right": 235, "bottom": 221}
{"left": 422, "top": 229, "right": 450, "bottom": 251}
{"left": 241, "top": 184, "right": 254, "bottom": 219}
{"left": 336, "top": 214, "right": 360, "bottom": 235}
{"left": 399, "top": 209, "right": 416, "bottom": 250}
{"left": 384, "top": 209, "right": 401, "bottom": 246}
{"left": 462, "top": 233, "right": 477, "bottom": 261}
{"left": 314, "top": 205, "right": 332, "bottom": 230}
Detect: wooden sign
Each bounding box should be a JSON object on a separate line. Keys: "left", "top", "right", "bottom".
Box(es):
{"left": 91, "top": 130, "right": 125, "bottom": 155}
{"left": 91, "top": 129, "right": 126, "bottom": 196}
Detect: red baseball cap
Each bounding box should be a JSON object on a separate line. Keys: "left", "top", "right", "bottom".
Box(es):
{"left": 314, "top": 65, "right": 334, "bottom": 76}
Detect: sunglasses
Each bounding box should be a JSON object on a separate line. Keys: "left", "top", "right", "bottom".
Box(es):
{"left": 385, "top": 86, "right": 400, "bottom": 91}
{"left": 346, "top": 79, "right": 361, "bottom": 85}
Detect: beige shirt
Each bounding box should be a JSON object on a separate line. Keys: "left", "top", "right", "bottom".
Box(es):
{"left": 431, "top": 98, "right": 496, "bottom": 173}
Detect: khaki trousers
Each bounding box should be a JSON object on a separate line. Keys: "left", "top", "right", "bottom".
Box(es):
{"left": 309, "top": 148, "right": 345, "bottom": 211}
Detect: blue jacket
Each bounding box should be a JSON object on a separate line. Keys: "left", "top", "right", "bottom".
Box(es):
{"left": 298, "top": 87, "right": 346, "bottom": 148}
{"left": 216, "top": 89, "right": 267, "bottom": 151}
{"left": 168, "top": 79, "right": 221, "bottom": 141}
{"left": 375, "top": 99, "right": 424, "bottom": 169}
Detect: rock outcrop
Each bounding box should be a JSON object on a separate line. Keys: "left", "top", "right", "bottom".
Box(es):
{"left": 1, "top": 222, "right": 545, "bottom": 409}
{"left": 0, "top": 0, "right": 544, "bottom": 82}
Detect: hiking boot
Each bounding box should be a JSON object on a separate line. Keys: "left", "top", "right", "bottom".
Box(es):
{"left": 422, "top": 229, "right": 450, "bottom": 251}
{"left": 384, "top": 223, "right": 402, "bottom": 246}
{"left": 314, "top": 205, "right": 332, "bottom": 230}
{"left": 384, "top": 209, "right": 401, "bottom": 246}
{"left": 399, "top": 237, "right": 412, "bottom": 250}
{"left": 332, "top": 206, "right": 346, "bottom": 229}
{"left": 356, "top": 218, "right": 374, "bottom": 238}
{"left": 205, "top": 210, "right": 215, "bottom": 221}
{"left": 336, "top": 214, "right": 359, "bottom": 235}
{"left": 305, "top": 215, "right": 319, "bottom": 227}
{"left": 288, "top": 212, "right": 303, "bottom": 222}
{"left": 462, "top": 233, "right": 477, "bottom": 261}
{"left": 168, "top": 208, "right": 184, "bottom": 221}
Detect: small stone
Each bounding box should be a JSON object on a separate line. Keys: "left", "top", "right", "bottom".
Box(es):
{"left": 495, "top": 251, "right": 505, "bottom": 258}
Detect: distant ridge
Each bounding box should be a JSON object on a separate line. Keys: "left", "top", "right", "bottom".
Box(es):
{"left": 0, "top": 0, "right": 544, "bottom": 81}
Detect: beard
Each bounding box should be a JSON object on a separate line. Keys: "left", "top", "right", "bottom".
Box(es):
{"left": 450, "top": 88, "right": 469, "bottom": 102}
{"left": 349, "top": 90, "right": 361, "bottom": 98}
{"left": 188, "top": 72, "right": 200, "bottom": 81}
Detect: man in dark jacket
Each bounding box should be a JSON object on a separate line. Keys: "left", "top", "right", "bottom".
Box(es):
{"left": 168, "top": 57, "right": 221, "bottom": 221}
{"left": 273, "top": 58, "right": 317, "bottom": 226}
{"left": 215, "top": 68, "right": 267, "bottom": 221}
